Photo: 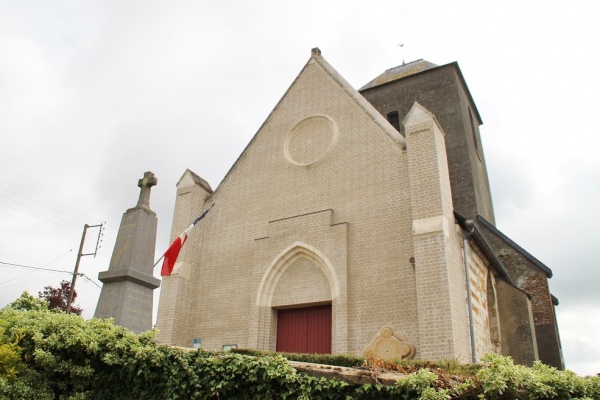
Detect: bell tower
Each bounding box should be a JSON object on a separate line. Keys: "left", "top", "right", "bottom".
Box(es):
{"left": 360, "top": 60, "right": 495, "bottom": 224}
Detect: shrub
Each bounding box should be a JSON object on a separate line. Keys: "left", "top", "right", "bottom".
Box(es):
{"left": 1, "top": 308, "right": 598, "bottom": 399}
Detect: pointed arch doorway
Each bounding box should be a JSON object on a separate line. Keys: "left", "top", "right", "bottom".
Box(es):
{"left": 253, "top": 242, "right": 346, "bottom": 354}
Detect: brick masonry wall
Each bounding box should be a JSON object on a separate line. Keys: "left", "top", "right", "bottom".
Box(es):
{"left": 405, "top": 105, "right": 471, "bottom": 361}
{"left": 248, "top": 210, "right": 349, "bottom": 354}
{"left": 156, "top": 56, "right": 482, "bottom": 362}
{"left": 156, "top": 175, "right": 212, "bottom": 347}
{"left": 155, "top": 58, "right": 419, "bottom": 355}
{"left": 447, "top": 227, "right": 471, "bottom": 361}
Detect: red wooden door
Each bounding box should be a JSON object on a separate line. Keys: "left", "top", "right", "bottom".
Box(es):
{"left": 276, "top": 304, "right": 332, "bottom": 354}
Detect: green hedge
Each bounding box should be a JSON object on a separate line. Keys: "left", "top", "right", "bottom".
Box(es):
{"left": 1, "top": 308, "right": 599, "bottom": 399}
{"left": 232, "top": 348, "right": 365, "bottom": 368}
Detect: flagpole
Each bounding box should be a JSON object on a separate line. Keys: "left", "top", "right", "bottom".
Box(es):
{"left": 154, "top": 254, "right": 165, "bottom": 268}
{"left": 153, "top": 203, "right": 215, "bottom": 269}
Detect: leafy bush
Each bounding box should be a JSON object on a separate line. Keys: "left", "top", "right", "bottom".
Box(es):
{"left": 1, "top": 308, "right": 598, "bottom": 399}
{"left": 233, "top": 348, "right": 365, "bottom": 368}
{"left": 477, "top": 353, "right": 600, "bottom": 399}
{"left": 5, "top": 291, "right": 48, "bottom": 312}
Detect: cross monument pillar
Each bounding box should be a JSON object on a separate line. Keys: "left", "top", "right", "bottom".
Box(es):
{"left": 95, "top": 171, "right": 161, "bottom": 333}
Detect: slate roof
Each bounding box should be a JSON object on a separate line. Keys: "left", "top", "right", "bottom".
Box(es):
{"left": 455, "top": 211, "right": 554, "bottom": 280}
{"left": 476, "top": 215, "right": 553, "bottom": 278}
{"left": 454, "top": 211, "right": 514, "bottom": 285}
{"left": 359, "top": 59, "right": 484, "bottom": 125}
{"left": 360, "top": 59, "right": 438, "bottom": 91}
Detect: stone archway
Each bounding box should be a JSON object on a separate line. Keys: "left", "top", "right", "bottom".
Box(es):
{"left": 254, "top": 242, "right": 343, "bottom": 353}
{"left": 256, "top": 242, "right": 339, "bottom": 307}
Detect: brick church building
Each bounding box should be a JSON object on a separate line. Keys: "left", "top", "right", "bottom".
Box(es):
{"left": 155, "top": 48, "right": 563, "bottom": 369}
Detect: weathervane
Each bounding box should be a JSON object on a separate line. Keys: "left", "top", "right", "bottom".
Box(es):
{"left": 398, "top": 43, "right": 405, "bottom": 65}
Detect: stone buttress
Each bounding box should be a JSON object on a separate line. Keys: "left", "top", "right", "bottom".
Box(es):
{"left": 405, "top": 103, "right": 470, "bottom": 361}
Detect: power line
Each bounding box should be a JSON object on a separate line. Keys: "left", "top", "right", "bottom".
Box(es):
{"left": 0, "top": 249, "right": 74, "bottom": 281}
{"left": 0, "top": 201, "right": 117, "bottom": 247}
{"left": 0, "top": 179, "right": 118, "bottom": 243}
{"left": 0, "top": 200, "right": 83, "bottom": 236}
{"left": 0, "top": 190, "right": 84, "bottom": 227}
{"left": 0, "top": 261, "right": 102, "bottom": 290}
{"left": 40, "top": 249, "right": 73, "bottom": 267}
{"left": 0, "top": 276, "right": 72, "bottom": 289}
{"left": 0, "top": 179, "right": 102, "bottom": 223}
{"left": 0, "top": 270, "right": 37, "bottom": 285}
{"left": 0, "top": 261, "right": 72, "bottom": 274}
{"left": 78, "top": 273, "right": 102, "bottom": 289}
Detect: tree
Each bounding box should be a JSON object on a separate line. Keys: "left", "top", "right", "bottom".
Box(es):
{"left": 5, "top": 291, "right": 48, "bottom": 311}
{"left": 38, "top": 280, "right": 83, "bottom": 315}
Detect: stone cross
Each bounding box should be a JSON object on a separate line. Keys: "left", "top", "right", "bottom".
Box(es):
{"left": 137, "top": 171, "right": 157, "bottom": 209}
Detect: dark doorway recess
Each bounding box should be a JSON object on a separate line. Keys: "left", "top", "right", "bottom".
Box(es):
{"left": 276, "top": 304, "right": 332, "bottom": 354}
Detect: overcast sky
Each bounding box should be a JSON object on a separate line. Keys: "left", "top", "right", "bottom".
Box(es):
{"left": 1, "top": 0, "right": 598, "bottom": 375}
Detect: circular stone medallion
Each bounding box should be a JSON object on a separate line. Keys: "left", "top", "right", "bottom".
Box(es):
{"left": 284, "top": 115, "right": 338, "bottom": 166}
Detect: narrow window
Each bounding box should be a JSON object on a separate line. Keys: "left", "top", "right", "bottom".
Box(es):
{"left": 387, "top": 111, "right": 401, "bottom": 132}
{"left": 468, "top": 107, "right": 479, "bottom": 153}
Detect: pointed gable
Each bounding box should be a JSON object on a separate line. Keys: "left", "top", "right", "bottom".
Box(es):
{"left": 212, "top": 48, "right": 406, "bottom": 196}
{"left": 309, "top": 49, "right": 406, "bottom": 149}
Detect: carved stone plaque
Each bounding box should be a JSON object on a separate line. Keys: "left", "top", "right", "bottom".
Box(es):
{"left": 364, "top": 325, "right": 416, "bottom": 360}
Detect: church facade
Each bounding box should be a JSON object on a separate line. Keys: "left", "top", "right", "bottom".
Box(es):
{"left": 156, "top": 49, "right": 563, "bottom": 369}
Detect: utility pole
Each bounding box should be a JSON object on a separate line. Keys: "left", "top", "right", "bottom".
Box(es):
{"left": 66, "top": 222, "right": 104, "bottom": 314}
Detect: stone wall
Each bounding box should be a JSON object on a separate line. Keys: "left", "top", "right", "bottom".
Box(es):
{"left": 477, "top": 219, "right": 563, "bottom": 369}
{"left": 466, "top": 242, "right": 494, "bottom": 358}
{"left": 360, "top": 63, "right": 495, "bottom": 224}
{"left": 495, "top": 278, "right": 539, "bottom": 366}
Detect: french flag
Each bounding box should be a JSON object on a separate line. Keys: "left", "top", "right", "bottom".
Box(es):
{"left": 161, "top": 204, "right": 214, "bottom": 276}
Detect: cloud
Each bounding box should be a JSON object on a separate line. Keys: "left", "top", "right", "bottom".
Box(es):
{"left": 558, "top": 305, "right": 600, "bottom": 375}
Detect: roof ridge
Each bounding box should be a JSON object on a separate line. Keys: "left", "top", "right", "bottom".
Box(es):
{"left": 359, "top": 59, "right": 438, "bottom": 91}
{"left": 311, "top": 50, "right": 406, "bottom": 149}
{"left": 384, "top": 58, "right": 425, "bottom": 72}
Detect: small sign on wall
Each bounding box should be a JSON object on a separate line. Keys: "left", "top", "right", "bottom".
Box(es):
{"left": 222, "top": 344, "right": 237, "bottom": 352}
{"left": 193, "top": 338, "right": 202, "bottom": 349}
